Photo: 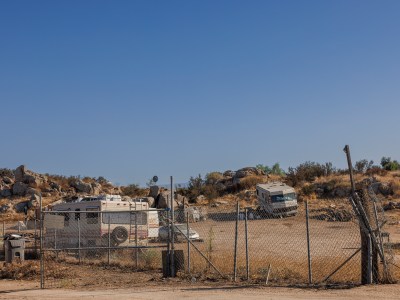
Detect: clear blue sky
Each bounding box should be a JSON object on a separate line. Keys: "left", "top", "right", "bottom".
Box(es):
{"left": 1, "top": 1, "right": 399, "bottom": 186}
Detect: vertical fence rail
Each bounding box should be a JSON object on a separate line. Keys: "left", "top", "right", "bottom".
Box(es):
{"left": 187, "top": 211, "right": 191, "bottom": 274}
{"left": 245, "top": 207, "right": 249, "bottom": 281}
{"left": 305, "top": 201, "right": 312, "bottom": 284}
{"left": 108, "top": 215, "right": 111, "bottom": 265}
{"left": 39, "top": 193, "right": 44, "bottom": 289}
{"left": 233, "top": 201, "right": 239, "bottom": 282}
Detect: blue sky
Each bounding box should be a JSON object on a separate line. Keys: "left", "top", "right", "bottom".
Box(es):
{"left": 1, "top": 1, "right": 399, "bottom": 186}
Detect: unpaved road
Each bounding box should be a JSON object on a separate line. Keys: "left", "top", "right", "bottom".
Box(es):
{"left": 1, "top": 280, "right": 400, "bottom": 300}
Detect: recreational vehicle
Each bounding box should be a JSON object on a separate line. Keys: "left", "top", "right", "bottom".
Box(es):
{"left": 256, "top": 182, "right": 298, "bottom": 217}
{"left": 45, "top": 199, "right": 160, "bottom": 248}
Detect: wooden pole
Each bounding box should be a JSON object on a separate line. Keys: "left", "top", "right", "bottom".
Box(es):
{"left": 344, "top": 145, "right": 372, "bottom": 284}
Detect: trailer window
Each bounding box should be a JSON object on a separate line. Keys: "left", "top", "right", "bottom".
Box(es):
{"left": 102, "top": 211, "right": 147, "bottom": 225}
{"left": 87, "top": 208, "right": 99, "bottom": 224}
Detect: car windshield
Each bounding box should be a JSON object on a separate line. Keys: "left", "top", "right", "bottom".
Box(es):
{"left": 271, "top": 193, "right": 296, "bottom": 203}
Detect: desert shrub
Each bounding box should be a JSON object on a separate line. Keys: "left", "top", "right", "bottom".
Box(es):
{"left": 256, "top": 164, "right": 271, "bottom": 174}
{"left": 205, "top": 172, "right": 224, "bottom": 185}
{"left": 139, "top": 249, "right": 160, "bottom": 269}
{"left": 121, "top": 184, "right": 147, "bottom": 197}
{"left": 82, "top": 176, "right": 94, "bottom": 183}
{"left": 354, "top": 159, "right": 374, "bottom": 173}
{"left": 96, "top": 176, "right": 108, "bottom": 184}
{"left": 301, "top": 184, "right": 315, "bottom": 196}
{"left": 256, "top": 163, "right": 285, "bottom": 175}
{"left": 67, "top": 176, "right": 80, "bottom": 186}
{"left": 239, "top": 175, "right": 263, "bottom": 190}
{"left": 186, "top": 174, "right": 205, "bottom": 202}
{"left": 202, "top": 185, "right": 219, "bottom": 200}
{"left": 365, "top": 166, "right": 387, "bottom": 176}
{"left": 286, "top": 161, "right": 336, "bottom": 186}
{"left": 381, "top": 157, "right": 400, "bottom": 171}
{"left": 0, "top": 168, "right": 14, "bottom": 178}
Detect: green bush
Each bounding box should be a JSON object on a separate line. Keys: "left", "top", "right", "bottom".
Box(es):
{"left": 381, "top": 157, "right": 400, "bottom": 171}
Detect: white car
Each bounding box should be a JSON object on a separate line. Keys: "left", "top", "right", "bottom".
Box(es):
{"left": 159, "top": 224, "right": 200, "bottom": 242}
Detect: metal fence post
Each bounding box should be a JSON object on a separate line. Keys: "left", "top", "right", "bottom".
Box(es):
{"left": 39, "top": 193, "right": 44, "bottom": 289}
{"left": 187, "top": 211, "right": 190, "bottom": 274}
{"left": 233, "top": 201, "right": 239, "bottom": 281}
{"left": 108, "top": 215, "right": 111, "bottom": 265}
{"left": 170, "top": 176, "right": 175, "bottom": 277}
{"left": 245, "top": 207, "right": 249, "bottom": 281}
{"left": 34, "top": 218, "right": 37, "bottom": 255}
{"left": 54, "top": 229, "right": 58, "bottom": 259}
{"left": 78, "top": 218, "right": 81, "bottom": 263}
{"left": 305, "top": 201, "right": 312, "bottom": 284}
{"left": 135, "top": 211, "right": 138, "bottom": 269}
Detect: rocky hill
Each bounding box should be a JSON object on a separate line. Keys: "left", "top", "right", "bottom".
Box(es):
{"left": 1, "top": 165, "right": 400, "bottom": 221}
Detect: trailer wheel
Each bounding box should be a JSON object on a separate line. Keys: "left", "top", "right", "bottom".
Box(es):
{"left": 111, "top": 226, "right": 128, "bottom": 244}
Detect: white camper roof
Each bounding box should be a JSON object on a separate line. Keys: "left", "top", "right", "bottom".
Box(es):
{"left": 256, "top": 182, "right": 295, "bottom": 194}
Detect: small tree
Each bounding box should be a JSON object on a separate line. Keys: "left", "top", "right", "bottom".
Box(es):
{"left": 256, "top": 164, "right": 271, "bottom": 174}
{"left": 381, "top": 157, "right": 400, "bottom": 171}
{"left": 271, "top": 163, "right": 285, "bottom": 176}
{"left": 187, "top": 174, "right": 204, "bottom": 202}
{"left": 354, "top": 159, "right": 374, "bottom": 173}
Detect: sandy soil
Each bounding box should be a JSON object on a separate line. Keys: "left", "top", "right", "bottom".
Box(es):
{"left": 1, "top": 280, "right": 400, "bottom": 300}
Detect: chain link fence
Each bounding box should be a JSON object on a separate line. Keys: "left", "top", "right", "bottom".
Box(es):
{"left": 40, "top": 208, "right": 169, "bottom": 288}
{"left": 2, "top": 195, "right": 397, "bottom": 288}
{"left": 172, "top": 200, "right": 363, "bottom": 285}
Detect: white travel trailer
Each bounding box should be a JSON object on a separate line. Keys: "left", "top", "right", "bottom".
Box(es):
{"left": 256, "top": 182, "right": 298, "bottom": 217}
{"left": 46, "top": 199, "right": 160, "bottom": 248}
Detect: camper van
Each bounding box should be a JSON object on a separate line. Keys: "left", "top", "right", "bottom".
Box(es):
{"left": 256, "top": 182, "right": 298, "bottom": 217}
{"left": 46, "top": 199, "right": 160, "bottom": 248}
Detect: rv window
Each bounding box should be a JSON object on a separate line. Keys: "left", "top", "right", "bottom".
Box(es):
{"left": 256, "top": 190, "right": 259, "bottom": 195}
{"left": 102, "top": 211, "right": 147, "bottom": 225}
{"left": 86, "top": 208, "right": 99, "bottom": 224}
{"left": 75, "top": 209, "right": 81, "bottom": 220}
{"left": 271, "top": 193, "right": 296, "bottom": 203}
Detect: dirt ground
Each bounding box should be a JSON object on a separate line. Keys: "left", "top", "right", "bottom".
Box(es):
{"left": 1, "top": 280, "right": 400, "bottom": 299}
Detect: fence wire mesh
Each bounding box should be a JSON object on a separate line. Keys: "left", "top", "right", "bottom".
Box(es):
{"left": 2, "top": 194, "right": 398, "bottom": 289}
{"left": 41, "top": 208, "right": 169, "bottom": 288}
{"left": 173, "top": 200, "right": 363, "bottom": 285}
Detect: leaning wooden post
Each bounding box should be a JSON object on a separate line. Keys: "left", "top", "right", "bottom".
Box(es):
{"left": 305, "top": 201, "right": 312, "bottom": 284}
{"left": 233, "top": 201, "right": 239, "bottom": 281}
{"left": 344, "top": 145, "right": 372, "bottom": 284}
